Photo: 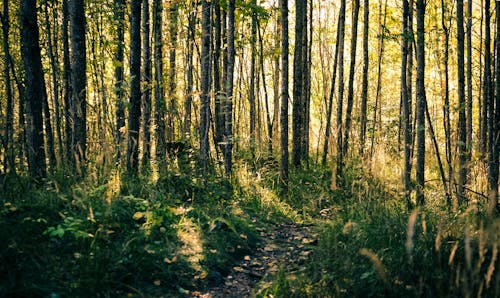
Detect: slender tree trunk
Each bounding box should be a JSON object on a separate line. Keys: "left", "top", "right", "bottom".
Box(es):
{"left": 402, "top": 0, "right": 412, "bottom": 208}
{"left": 43, "top": 0, "right": 63, "bottom": 165}
{"left": 114, "top": 0, "right": 125, "bottom": 163}
{"left": 415, "top": 0, "right": 426, "bottom": 205}
{"left": 1, "top": 0, "right": 14, "bottom": 173}
{"left": 359, "top": 0, "right": 369, "bottom": 157}
{"left": 20, "top": 0, "right": 47, "bottom": 179}
{"left": 466, "top": 0, "right": 473, "bottom": 165}
{"left": 280, "top": 0, "right": 289, "bottom": 194}
{"left": 127, "top": 0, "right": 141, "bottom": 174}
{"left": 142, "top": 0, "right": 152, "bottom": 167}
{"left": 62, "top": 0, "right": 72, "bottom": 162}
{"left": 457, "top": 0, "right": 468, "bottom": 204}
{"left": 167, "top": 1, "right": 178, "bottom": 141}
{"left": 250, "top": 1, "right": 257, "bottom": 160}
{"left": 490, "top": 0, "right": 500, "bottom": 214}
{"left": 480, "top": 0, "right": 487, "bottom": 156}
{"left": 200, "top": 0, "right": 212, "bottom": 175}
{"left": 441, "top": 0, "right": 453, "bottom": 208}
{"left": 292, "top": 0, "right": 307, "bottom": 167}
{"left": 70, "top": 0, "right": 87, "bottom": 168}
{"left": 184, "top": 2, "right": 195, "bottom": 138}
{"left": 333, "top": 0, "right": 346, "bottom": 188}
{"left": 42, "top": 75, "right": 56, "bottom": 171}
{"left": 342, "top": 0, "right": 360, "bottom": 158}
{"left": 214, "top": 0, "right": 224, "bottom": 151}
{"left": 273, "top": 11, "right": 281, "bottom": 155}
{"left": 223, "top": 0, "right": 235, "bottom": 176}
{"left": 153, "top": 0, "right": 166, "bottom": 160}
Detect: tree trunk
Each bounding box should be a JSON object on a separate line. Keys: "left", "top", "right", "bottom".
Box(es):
{"left": 250, "top": 1, "right": 257, "bottom": 160}
{"left": 280, "top": 0, "right": 289, "bottom": 194}
{"left": 415, "top": 0, "right": 426, "bottom": 205}
{"left": 273, "top": 11, "right": 281, "bottom": 155}
{"left": 167, "top": 1, "right": 178, "bottom": 141}
{"left": 127, "top": 0, "right": 141, "bottom": 174}
{"left": 490, "top": 0, "right": 500, "bottom": 215}
{"left": 457, "top": 0, "right": 468, "bottom": 204}
{"left": 70, "top": 0, "right": 87, "bottom": 168}
{"left": 223, "top": 0, "right": 235, "bottom": 176}
{"left": 184, "top": 1, "right": 195, "bottom": 138}
{"left": 466, "top": 0, "right": 473, "bottom": 166}
{"left": 333, "top": 0, "right": 346, "bottom": 188}
{"left": 142, "top": 0, "right": 152, "bottom": 167}
{"left": 214, "top": 0, "right": 224, "bottom": 151}
{"left": 441, "top": 0, "right": 453, "bottom": 208}
{"left": 199, "top": 0, "right": 212, "bottom": 175}
{"left": 342, "top": 0, "right": 360, "bottom": 158}
{"left": 153, "top": 0, "right": 166, "bottom": 161}
{"left": 1, "top": 0, "right": 14, "bottom": 173}
{"left": 20, "top": 0, "right": 47, "bottom": 179}
{"left": 258, "top": 21, "right": 273, "bottom": 156}
{"left": 359, "top": 0, "right": 369, "bottom": 157}
{"left": 402, "top": 0, "right": 412, "bottom": 208}
{"left": 114, "top": 0, "right": 125, "bottom": 163}
{"left": 62, "top": 0, "right": 72, "bottom": 163}
{"left": 292, "top": 0, "right": 307, "bottom": 167}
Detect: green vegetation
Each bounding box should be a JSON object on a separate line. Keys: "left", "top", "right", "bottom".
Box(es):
{"left": 2, "top": 158, "right": 498, "bottom": 297}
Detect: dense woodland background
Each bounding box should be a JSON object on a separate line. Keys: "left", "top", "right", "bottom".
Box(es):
{"left": 1, "top": 0, "right": 500, "bottom": 296}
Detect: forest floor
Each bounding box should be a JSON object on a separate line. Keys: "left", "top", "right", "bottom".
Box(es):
{"left": 193, "top": 222, "right": 319, "bottom": 297}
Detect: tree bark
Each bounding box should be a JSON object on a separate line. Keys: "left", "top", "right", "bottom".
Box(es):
{"left": 250, "top": 0, "right": 257, "bottom": 160}
{"left": 457, "top": 0, "right": 468, "bottom": 204}
{"left": 20, "top": 0, "right": 47, "bottom": 179}
{"left": 359, "top": 0, "right": 369, "bottom": 157}
{"left": 153, "top": 0, "right": 166, "bottom": 161}
{"left": 199, "top": 0, "right": 212, "bottom": 175}
{"left": 415, "top": 0, "right": 426, "bottom": 205}
{"left": 342, "top": 0, "right": 360, "bottom": 158}
{"left": 280, "top": 0, "right": 289, "bottom": 194}
{"left": 70, "top": 0, "right": 87, "bottom": 168}
{"left": 223, "top": 0, "right": 235, "bottom": 176}
{"left": 114, "top": 0, "right": 125, "bottom": 163}
{"left": 402, "top": 0, "right": 412, "bottom": 208}
{"left": 167, "top": 1, "right": 178, "bottom": 141}
{"left": 142, "top": 0, "right": 152, "bottom": 167}
{"left": 333, "top": 0, "right": 346, "bottom": 188}
{"left": 127, "top": 0, "right": 141, "bottom": 174}
{"left": 1, "top": 0, "right": 14, "bottom": 173}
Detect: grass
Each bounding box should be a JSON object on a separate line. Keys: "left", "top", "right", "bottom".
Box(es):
{"left": 1, "top": 155, "right": 499, "bottom": 297}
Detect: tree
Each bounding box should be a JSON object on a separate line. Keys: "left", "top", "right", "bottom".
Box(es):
{"left": 333, "top": 0, "right": 346, "bottom": 188}
{"left": 199, "top": 0, "right": 212, "bottom": 175}
{"left": 1, "top": 0, "right": 14, "bottom": 173}
{"left": 167, "top": 1, "right": 178, "bottom": 141}
{"left": 490, "top": 0, "right": 500, "bottom": 214}
{"left": 457, "top": 0, "right": 467, "bottom": 204}
{"left": 280, "top": 0, "right": 289, "bottom": 194}
{"left": 70, "top": 0, "right": 87, "bottom": 167}
{"left": 402, "top": 0, "right": 412, "bottom": 207}
{"left": 20, "top": 0, "right": 47, "bottom": 179}
{"left": 359, "top": 0, "right": 369, "bottom": 156}
{"left": 224, "top": 0, "right": 236, "bottom": 176}
{"left": 415, "top": 0, "right": 426, "bottom": 205}
{"left": 153, "top": 0, "right": 166, "bottom": 161}
{"left": 292, "top": 0, "right": 308, "bottom": 166}
{"left": 141, "top": 0, "right": 152, "bottom": 167}
{"left": 342, "top": 0, "right": 360, "bottom": 158}
{"left": 62, "top": 0, "right": 72, "bottom": 162}
{"left": 250, "top": 0, "right": 257, "bottom": 160}
{"left": 127, "top": 0, "right": 141, "bottom": 174}
{"left": 114, "top": 0, "right": 125, "bottom": 162}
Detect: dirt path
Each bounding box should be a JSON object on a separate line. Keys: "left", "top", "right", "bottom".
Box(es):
{"left": 191, "top": 223, "right": 318, "bottom": 298}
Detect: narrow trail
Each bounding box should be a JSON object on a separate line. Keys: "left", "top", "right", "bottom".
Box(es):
{"left": 191, "top": 223, "right": 318, "bottom": 298}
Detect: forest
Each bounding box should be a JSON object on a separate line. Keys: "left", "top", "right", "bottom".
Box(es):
{"left": 1, "top": 0, "right": 500, "bottom": 296}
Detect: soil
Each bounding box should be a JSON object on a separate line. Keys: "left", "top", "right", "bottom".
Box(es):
{"left": 191, "top": 222, "right": 318, "bottom": 298}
